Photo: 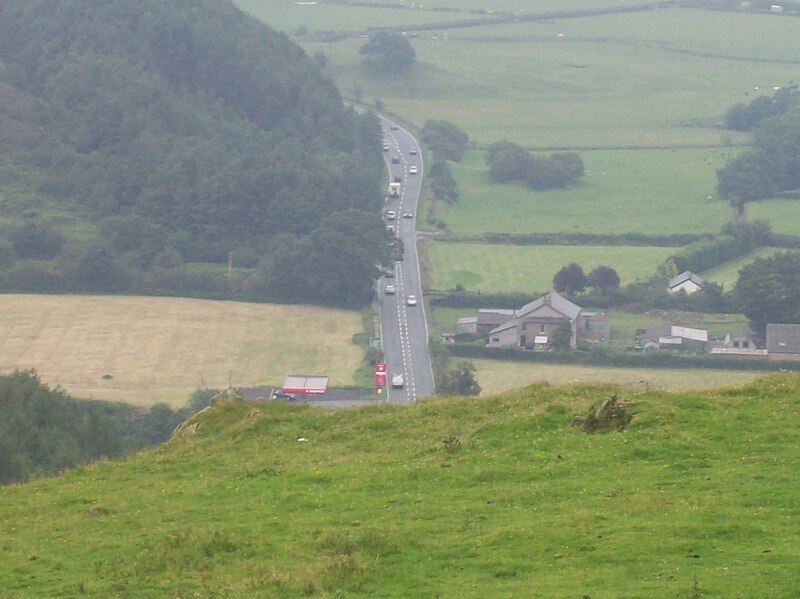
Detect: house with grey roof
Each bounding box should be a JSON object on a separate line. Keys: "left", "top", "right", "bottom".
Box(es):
{"left": 766, "top": 324, "right": 800, "bottom": 362}
{"left": 488, "top": 292, "right": 583, "bottom": 349}
{"left": 668, "top": 271, "right": 704, "bottom": 295}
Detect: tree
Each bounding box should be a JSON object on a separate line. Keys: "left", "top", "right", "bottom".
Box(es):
{"left": 421, "top": 120, "right": 469, "bottom": 162}
{"left": 486, "top": 142, "right": 584, "bottom": 189}
{"left": 359, "top": 32, "right": 415, "bottom": 74}
{"left": 438, "top": 361, "right": 481, "bottom": 396}
{"left": 587, "top": 266, "right": 620, "bottom": 293}
{"left": 486, "top": 141, "right": 532, "bottom": 183}
{"left": 549, "top": 321, "right": 573, "bottom": 351}
{"left": 553, "top": 263, "right": 587, "bottom": 295}
{"left": 735, "top": 251, "right": 800, "bottom": 335}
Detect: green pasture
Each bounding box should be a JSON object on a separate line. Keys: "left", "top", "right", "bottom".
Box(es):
{"left": 235, "top": 0, "right": 671, "bottom": 35}
{"left": 700, "top": 247, "right": 799, "bottom": 288}
{"left": 745, "top": 199, "right": 800, "bottom": 236}
{"left": 277, "top": 5, "right": 800, "bottom": 148}
{"left": 234, "top": 0, "right": 470, "bottom": 34}
{"left": 427, "top": 241, "right": 674, "bottom": 293}
{"left": 2, "top": 375, "right": 800, "bottom": 597}
{"left": 438, "top": 148, "right": 731, "bottom": 236}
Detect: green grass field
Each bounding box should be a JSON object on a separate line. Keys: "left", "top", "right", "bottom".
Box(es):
{"left": 0, "top": 295, "right": 363, "bottom": 407}
{"left": 276, "top": 5, "right": 800, "bottom": 148}
{"left": 745, "top": 199, "right": 800, "bottom": 236}
{"left": 428, "top": 241, "right": 674, "bottom": 293}
{"left": 701, "top": 247, "right": 799, "bottom": 287}
{"left": 2, "top": 374, "right": 799, "bottom": 597}
{"left": 437, "top": 148, "right": 731, "bottom": 236}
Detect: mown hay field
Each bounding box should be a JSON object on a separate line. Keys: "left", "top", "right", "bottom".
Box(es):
{"left": 0, "top": 295, "right": 362, "bottom": 407}
{"left": 472, "top": 358, "right": 762, "bottom": 395}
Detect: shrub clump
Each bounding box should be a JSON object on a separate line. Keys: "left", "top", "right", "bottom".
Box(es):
{"left": 572, "top": 394, "right": 632, "bottom": 433}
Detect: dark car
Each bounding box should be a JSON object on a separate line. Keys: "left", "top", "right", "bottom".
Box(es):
{"left": 393, "top": 174, "right": 402, "bottom": 182}
{"left": 390, "top": 124, "right": 399, "bottom": 130}
{"left": 391, "top": 156, "right": 400, "bottom": 164}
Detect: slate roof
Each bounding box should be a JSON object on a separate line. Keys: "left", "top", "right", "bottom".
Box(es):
{"left": 668, "top": 271, "right": 704, "bottom": 289}
{"left": 516, "top": 291, "right": 581, "bottom": 320}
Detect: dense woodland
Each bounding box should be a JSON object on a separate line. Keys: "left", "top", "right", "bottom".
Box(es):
{"left": 0, "top": 0, "right": 389, "bottom": 306}
{"left": 0, "top": 370, "right": 217, "bottom": 485}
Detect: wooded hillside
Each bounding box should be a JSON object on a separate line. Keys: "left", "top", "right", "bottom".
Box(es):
{"left": 0, "top": 0, "right": 388, "bottom": 305}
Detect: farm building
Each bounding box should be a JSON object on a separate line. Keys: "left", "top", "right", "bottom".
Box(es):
{"left": 281, "top": 374, "right": 329, "bottom": 395}
{"left": 487, "top": 292, "right": 583, "bottom": 350}
{"left": 635, "top": 325, "right": 708, "bottom": 351}
{"left": 766, "top": 324, "right": 800, "bottom": 362}
{"left": 668, "top": 271, "right": 704, "bottom": 295}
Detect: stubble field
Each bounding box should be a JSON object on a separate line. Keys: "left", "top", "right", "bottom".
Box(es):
{"left": 0, "top": 295, "right": 362, "bottom": 407}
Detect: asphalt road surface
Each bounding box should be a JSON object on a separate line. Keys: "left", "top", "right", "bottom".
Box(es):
{"left": 377, "top": 118, "right": 435, "bottom": 402}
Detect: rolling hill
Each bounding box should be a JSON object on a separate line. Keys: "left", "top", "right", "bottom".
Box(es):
{"left": 1, "top": 374, "right": 798, "bottom": 597}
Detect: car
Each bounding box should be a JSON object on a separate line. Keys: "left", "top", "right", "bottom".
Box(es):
{"left": 409, "top": 165, "right": 418, "bottom": 175}
{"left": 391, "top": 155, "right": 400, "bottom": 164}
{"left": 386, "top": 210, "right": 396, "bottom": 220}
{"left": 403, "top": 211, "right": 413, "bottom": 218}
{"left": 386, "top": 225, "right": 395, "bottom": 234}
{"left": 385, "top": 284, "right": 396, "bottom": 295}
{"left": 382, "top": 142, "right": 389, "bottom": 151}
{"left": 393, "top": 174, "right": 402, "bottom": 182}
{"left": 383, "top": 267, "right": 395, "bottom": 278}
{"left": 406, "top": 294, "right": 417, "bottom": 306}
{"left": 409, "top": 147, "right": 418, "bottom": 155}
{"left": 391, "top": 373, "right": 404, "bottom": 388}
{"left": 273, "top": 390, "right": 295, "bottom": 401}
{"left": 390, "top": 124, "right": 399, "bottom": 130}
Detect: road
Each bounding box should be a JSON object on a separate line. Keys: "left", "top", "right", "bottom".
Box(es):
{"left": 377, "top": 118, "right": 435, "bottom": 402}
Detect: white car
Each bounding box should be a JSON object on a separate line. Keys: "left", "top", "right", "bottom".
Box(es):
{"left": 406, "top": 294, "right": 417, "bottom": 306}
{"left": 409, "top": 166, "right": 418, "bottom": 175}
{"left": 385, "top": 284, "right": 396, "bottom": 295}
{"left": 403, "top": 211, "right": 413, "bottom": 218}
{"left": 391, "top": 373, "right": 404, "bottom": 388}
{"left": 386, "top": 210, "right": 396, "bottom": 220}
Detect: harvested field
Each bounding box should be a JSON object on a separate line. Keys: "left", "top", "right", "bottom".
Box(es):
{"left": 0, "top": 295, "right": 362, "bottom": 407}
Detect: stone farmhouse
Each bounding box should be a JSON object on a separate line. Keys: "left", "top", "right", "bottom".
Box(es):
{"left": 486, "top": 292, "right": 608, "bottom": 350}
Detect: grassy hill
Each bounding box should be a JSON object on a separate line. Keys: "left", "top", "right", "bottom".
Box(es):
{"left": 2, "top": 375, "right": 798, "bottom": 597}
